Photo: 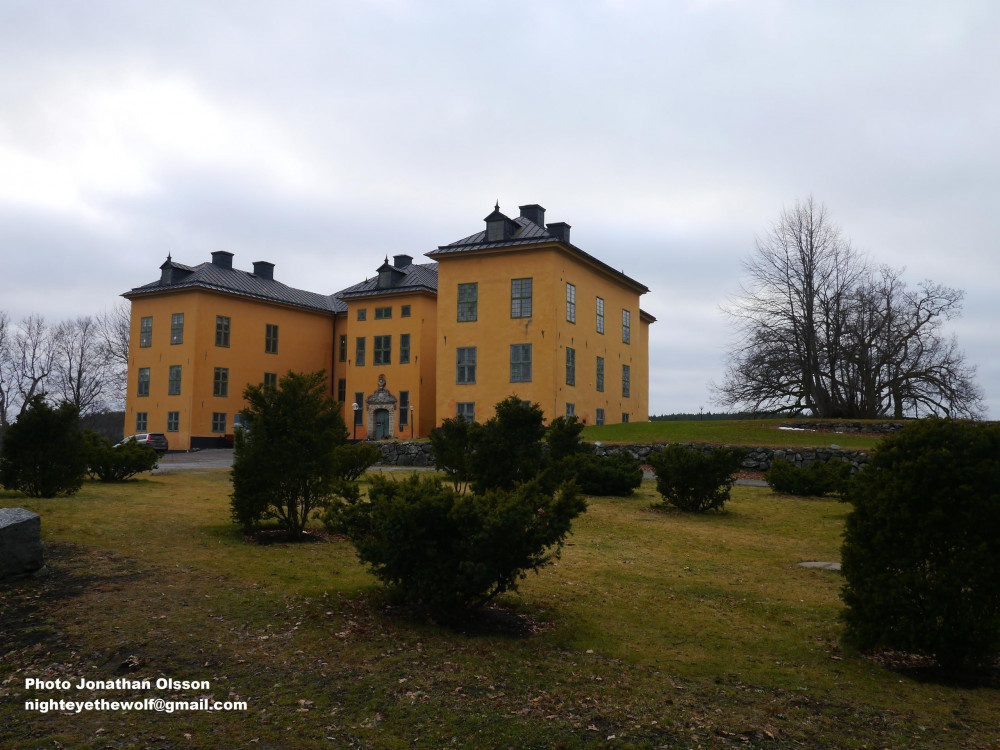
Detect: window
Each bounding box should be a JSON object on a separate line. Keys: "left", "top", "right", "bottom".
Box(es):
{"left": 339, "top": 335, "right": 347, "bottom": 362}
{"left": 357, "top": 309, "right": 367, "bottom": 321}
{"left": 622, "top": 412, "right": 630, "bottom": 424}
{"left": 566, "top": 283, "right": 576, "bottom": 323}
{"left": 596, "top": 408, "right": 605, "bottom": 426}
{"left": 510, "top": 343, "right": 532, "bottom": 383}
{"left": 487, "top": 221, "right": 505, "bottom": 242}
{"left": 167, "top": 411, "right": 179, "bottom": 432}
{"left": 566, "top": 347, "right": 575, "bottom": 386}
{"left": 212, "top": 412, "right": 226, "bottom": 433}
{"left": 622, "top": 309, "right": 631, "bottom": 344}
{"left": 215, "top": 316, "right": 231, "bottom": 347}
{"left": 375, "top": 306, "right": 392, "bottom": 320}
{"left": 356, "top": 337, "right": 366, "bottom": 366}
{"left": 264, "top": 372, "right": 278, "bottom": 388}
{"left": 354, "top": 392, "right": 364, "bottom": 425}
{"left": 265, "top": 324, "right": 278, "bottom": 354}
{"left": 168, "top": 365, "right": 182, "bottom": 395}
{"left": 373, "top": 335, "right": 391, "bottom": 366}
{"left": 136, "top": 412, "right": 148, "bottom": 431}
{"left": 399, "top": 333, "right": 410, "bottom": 364}
{"left": 399, "top": 390, "right": 409, "bottom": 427}
{"left": 337, "top": 378, "right": 346, "bottom": 403}
{"left": 457, "top": 402, "right": 475, "bottom": 421}
{"left": 137, "top": 367, "right": 150, "bottom": 397}
{"left": 458, "top": 283, "right": 478, "bottom": 322}
{"left": 596, "top": 297, "right": 604, "bottom": 334}
{"left": 213, "top": 367, "right": 229, "bottom": 397}
{"left": 456, "top": 347, "right": 476, "bottom": 384}
{"left": 566, "top": 403, "right": 575, "bottom": 417}
{"left": 596, "top": 356, "right": 605, "bottom": 392}
{"left": 139, "top": 317, "right": 153, "bottom": 348}
{"left": 401, "top": 305, "right": 411, "bottom": 318}
{"left": 511, "top": 278, "right": 532, "bottom": 318}
{"left": 170, "top": 313, "right": 184, "bottom": 344}
{"left": 622, "top": 364, "right": 631, "bottom": 398}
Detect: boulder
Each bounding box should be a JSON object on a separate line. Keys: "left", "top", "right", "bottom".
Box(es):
{"left": 0, "top": 508, "right": 44, "bottom": 579}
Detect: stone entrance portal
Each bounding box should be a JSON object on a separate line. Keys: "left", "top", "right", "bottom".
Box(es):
{"left": 365, "top": 375, "right": 397, "bottom": 440}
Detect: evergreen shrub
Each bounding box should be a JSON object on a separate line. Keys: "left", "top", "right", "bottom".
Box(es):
{"left": 331, "top": 473, "right": 586, "bottom": 616}
{"left": 84, "top": 431, "right": 158, "bottom": 482}
{"left": 765, "top": 458, "right": 851, "bottom": 497}
{"left": 0, "top": 396, "right": 87, "bottom": 498}
{"left": 841, "top": 418, "right": 1000, "bottom": 673}
{"left": 560, "top": 451, "right": 643, "bottom": 497}
{"left": 648, "top": 445, "right": 744, "bottom": 512}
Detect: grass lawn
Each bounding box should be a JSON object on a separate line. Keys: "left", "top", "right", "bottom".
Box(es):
{"left": 582, "top": 420, "right": 883, "bottom": 450}
{"left": 2, "top": 470, "right": 997, "bottom": 749}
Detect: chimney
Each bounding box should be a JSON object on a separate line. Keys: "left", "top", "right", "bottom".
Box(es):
{"left": 211, "top": 251, "right": 234, "bottom": 269}
{"left": 393, "top": 254, "right": 413, "bottom": 268}
{"left": 519, "top": 204, "right": 545, "bottom": 227}
{"left": 547, "top": 222, "right": 571, "bottom": 245}
{"left": 253, "top": 261, "right": 275, "bottom": 280}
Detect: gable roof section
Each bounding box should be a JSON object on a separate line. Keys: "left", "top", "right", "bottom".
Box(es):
{"left": 428, "top": 215, "right": 649, "bottom": 294}
{"left": 333, "top": 262, "right": 438, "bottom": 301}
{"left": 125, "top": 260, "right": 343, "bottom": 314}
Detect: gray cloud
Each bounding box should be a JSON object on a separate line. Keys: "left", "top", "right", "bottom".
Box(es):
{"left": 1, "top": 0, "right": 996, "bottom": 415}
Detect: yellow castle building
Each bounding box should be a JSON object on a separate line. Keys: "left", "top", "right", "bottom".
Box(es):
{"left": 123, "top": 203, "right": 654, "bottom": 450}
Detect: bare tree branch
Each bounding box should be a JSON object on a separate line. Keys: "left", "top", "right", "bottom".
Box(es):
{"left": 714, "top": 198, "right": 985, "bottom": 419}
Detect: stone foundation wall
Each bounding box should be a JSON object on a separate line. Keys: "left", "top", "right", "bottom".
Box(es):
{"left": 779, "top": 421, "right": 904, "bottom": 435}
{"left": 373, "top": 440, "right": 870, "bottom": 472}
{"left": 592, "top": 442, "right": 870, "bottom": 472}
{"left": 375, "top": 441, "right": 435, "bottom": 467}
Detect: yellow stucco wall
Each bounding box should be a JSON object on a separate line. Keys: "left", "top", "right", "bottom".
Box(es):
{"left": 125, "top": 290, "right": 335, "bottom": 450}
{"left": 434, "top": 243, "right": 649, "bottom": 426}
{"left": 332, "top": 292, "right": 437, "bottom": 439}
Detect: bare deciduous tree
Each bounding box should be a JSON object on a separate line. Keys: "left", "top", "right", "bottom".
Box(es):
{"left": 0, "top": 311, "right": 14, "bottom": 429}
{"left": 715, "top": 198, "right": 984, "bottom": 419}
{"left": 95, "top": 301, "right": 131, "bottom": 407}
{"left": 52, "top": 316, "right": 110, "bottom": 416}
{"left": 13, "top": 314, "right": 56, "bottom": 416}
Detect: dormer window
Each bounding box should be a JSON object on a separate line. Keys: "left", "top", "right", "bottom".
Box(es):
{"left": 376, "top": 257, "right": 404, "bottom": 289}
{"left": 487, "top": 220, "right": 506, "bottom": 242}
{"left": 484, "top": 202, "right": 514, "bottom": 242}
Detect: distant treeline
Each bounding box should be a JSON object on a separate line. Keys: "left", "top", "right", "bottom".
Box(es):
{"left": 649, "top": 412, "right": 778, "bottom": 422}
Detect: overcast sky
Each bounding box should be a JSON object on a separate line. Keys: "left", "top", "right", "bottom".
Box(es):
{"left": 2, "top": 0, "right": 997, "bottom": 417}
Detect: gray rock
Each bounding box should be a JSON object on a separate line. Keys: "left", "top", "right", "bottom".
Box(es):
{"left": 797, "top": 561, "right": 841, "bottom": 571}
{"left": 0, "top": 508, "right": 44, "bottom": 579}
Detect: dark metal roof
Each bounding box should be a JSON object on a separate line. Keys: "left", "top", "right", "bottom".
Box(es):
{"left": 334, "top": 262, "right": 438, "bottom": 301}
{"left": 125, "top": 259, "right": 342, "bottom": 314}
{"left": 428, "top": 215, "right": 649, "bottom": 294}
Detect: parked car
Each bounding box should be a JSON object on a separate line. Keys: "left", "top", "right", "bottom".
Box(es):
{"left": 116, "top": 433, "right": 169, "bottom": 454}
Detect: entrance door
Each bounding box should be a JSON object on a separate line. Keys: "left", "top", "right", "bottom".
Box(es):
{"left": 374, "top": 408, "right": 390, "bottom": 440}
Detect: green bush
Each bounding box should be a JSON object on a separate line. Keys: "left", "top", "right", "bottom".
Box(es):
{"left": 545, "top": 415, "right": 588, "bottom": 463}
{"left": 648, "top": 445, "right": 744, "bottom": 512}
{"left": 84, "top": 431, "right": 158, "bottom": 482}
{"left": 0, "top": 396, "right": 87, "bottom": 498}
{"left": 231, "top": 371, "right": 358, "bottom": 539}
{"left": 428, "top": 415, "right": 479, "bottom": 494}
{"left": 841, "top": 418, "right": 1000, "bottom": 673}
{"left": 764, "top": 458, "right": 851, "bottom": 497}
{"left": 559, "top": 451, "right": 643, "bottom": 497}
{"left": 331, "top": 473, "right": 586, "bottom": 616}
{"left": 469, "top": 396, "right": 546, "bottom": 493}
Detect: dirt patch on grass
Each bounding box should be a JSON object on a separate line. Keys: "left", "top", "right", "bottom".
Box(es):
{"left": 242, "top": 528, "right": 334, "bottom": 545}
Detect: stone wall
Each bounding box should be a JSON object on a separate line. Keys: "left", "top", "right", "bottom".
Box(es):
{"left": 592, "top": 442, "right": 870, "bottom": 472}
{"left": 779, "top": 421, "right": 904, "bottom": 435}
{"left": 375, "top": 441, "right": 435, "bottom": 467}
{"left": 373, "top": 440, "right": 870, "bottom": 472}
